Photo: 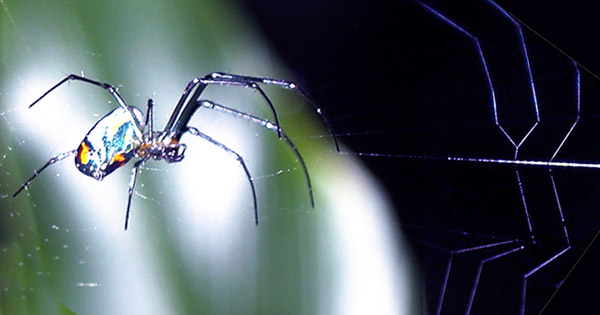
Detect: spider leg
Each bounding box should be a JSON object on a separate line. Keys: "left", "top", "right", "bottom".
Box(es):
{"left": 198, "top": 99, "right": 315, "bottom": 208}
{"left": 13, "top": 149, "right": 78, "bottom": 197}
{"left": 144, "top": 99, "right": 155, "bottom": 138}
{"left": 185, "top": 127, "right": 259, "bottom": 225}
{"left": 204, "top": 72, "right": 340, "bottom": 152}
{"left": 29, "top": 74, "right": 139, "bottom": 129}
{"left": 197, "top": 79, "right": 283, "bottom": 139}
{"left": 124, "top": 159, "right": 146, "bottom": 230}
{"left": 165, "top": 78, "right": 202, "bottom": 125}
{"left": 166, "top": 78, "right": 282, "bottom": 139}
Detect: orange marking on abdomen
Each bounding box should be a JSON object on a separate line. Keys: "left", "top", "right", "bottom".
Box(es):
{"left": 113, "top": 153, "right": 125, "bottom": 163}
{"left": 79, "top": 142, "right": 89, "bottom": 165}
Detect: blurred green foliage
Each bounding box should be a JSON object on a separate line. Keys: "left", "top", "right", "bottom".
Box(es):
{"left": 0, "top": 0, "right": 414, "bottom": 314}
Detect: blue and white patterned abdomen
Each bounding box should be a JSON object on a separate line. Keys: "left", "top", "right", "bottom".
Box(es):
{"left": 75, "top": 107, "right": 141, "bottom": 180}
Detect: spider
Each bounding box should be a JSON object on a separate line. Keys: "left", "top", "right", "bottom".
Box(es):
{"left": 12, "top": 72, "right": 339, "bottom": 230}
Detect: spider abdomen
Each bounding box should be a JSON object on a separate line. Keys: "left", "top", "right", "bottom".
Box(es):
{"left": 75, "top": 107, "right": 140, "bottom": 180}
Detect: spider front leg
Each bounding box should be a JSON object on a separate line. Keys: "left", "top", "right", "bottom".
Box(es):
{"left": 124, "top": 159, "right": 146, "bottom": 230}
{"left": 196, "top": 78, "right": 283, "bottom": 139}
{"left": 166, "top": 77, "right": 283, "bottom": 139}
{"left": 13, "top": 149, "right": 78, "bottom": 197}
{"left": 185, "top": 127, "right": 259, "bottom": 225}
{"left": 205, "top": 72, "right": 340, "bottom": 152}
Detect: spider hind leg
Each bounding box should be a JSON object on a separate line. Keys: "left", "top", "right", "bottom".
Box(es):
{"left": 13, "top": 149, "right": 78, "bottom": 197}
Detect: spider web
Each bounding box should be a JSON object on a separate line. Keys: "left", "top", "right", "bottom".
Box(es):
{"left": 245, "top": 0, "right": 600, "bottom": 314}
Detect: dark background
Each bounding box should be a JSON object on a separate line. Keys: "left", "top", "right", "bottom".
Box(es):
{"left": 497, "top": 1, "right": 600, "bottom": 313}
{"left": 243, "top": 0, "right": 600, "bottom": 313}
{"left": 454, "top": 2, "right": 600, "bottom": 313}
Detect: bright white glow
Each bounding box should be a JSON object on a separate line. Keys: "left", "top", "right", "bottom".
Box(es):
{"left": 319, "top": 152, "right": 416, "bottom": 315}
{"left": 168, "top": 121, "right": 250, "bottom": 225}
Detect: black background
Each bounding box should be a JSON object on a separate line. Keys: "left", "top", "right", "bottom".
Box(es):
{"left": 243, "top": 1, "right": 600, "bottom": 313}
{"left": 496, "top": 2, "right": 600, "bottom": 314}
{"left": 470, "top": 2, "right": 600, "bottom": 313}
